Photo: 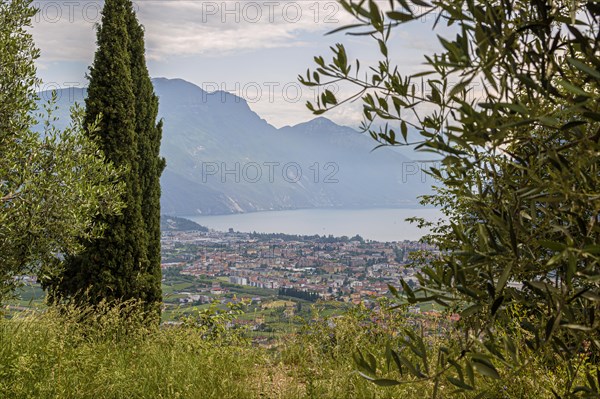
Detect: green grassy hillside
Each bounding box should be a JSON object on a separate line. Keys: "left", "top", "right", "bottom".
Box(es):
{"left": 1, "top": 301, "right": 574, "bottom": 399}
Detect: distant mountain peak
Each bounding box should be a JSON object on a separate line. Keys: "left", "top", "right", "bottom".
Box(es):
{"left": 290, "top": 116, "right": 343, "bottom": 129}
{"left": 280, "top": 116, "right": 360, "bottom": 140}
{"left": 309, "top": 116, "right": 336, "bottom": 125}
{"left": 152, "top": 77, "right": 246, "bottom": 103}
{"left": 152, "top": 77, "right": 203, "bottom": 92}
{"left": 35, "top": 77, "right": 428, "bottom": 216}
{"left": 152, "top": 77, "right": 255, "bottom": 115}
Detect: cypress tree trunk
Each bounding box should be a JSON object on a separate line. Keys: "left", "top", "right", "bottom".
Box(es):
{"left": 50, "top": 0, "right": 163, "bottom": 318}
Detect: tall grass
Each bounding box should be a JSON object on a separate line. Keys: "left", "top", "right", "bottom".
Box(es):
{"left": 1, "top": 302, "right": 262, "bottom": 399}
{"left": 0, "top": 301, "right": 583, "bottom": 398}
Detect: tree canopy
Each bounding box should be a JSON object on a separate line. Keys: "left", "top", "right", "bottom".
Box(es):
{"left": 301, "top": 0, "right": 600, "bottom": 396}
{"left": 0, "top": 0, "right": 123, "bottom": 303}
{"left": 49, "top": 0, "right": 164, "bottom": 318}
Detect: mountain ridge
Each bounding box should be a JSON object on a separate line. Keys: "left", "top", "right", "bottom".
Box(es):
{"left": 35, "top": 78, "right": 430, "bottom": 215}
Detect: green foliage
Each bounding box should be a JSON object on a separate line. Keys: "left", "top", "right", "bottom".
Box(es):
{"left": 181, "top": 300, "right": 249, "bottom": 345}
{"left": 48, "top": 0, "right": 164, "bottom": 316}
{"left": 0, "top": 0, "right": 123, "bottom": 303}
{"left": 2, "top": 302, "right": 590, "bottom": 398}
{"left": 0, "top": 302, "right": 259, "bottom": 399}
{"left": 301, "top": 0, "right": 600, "bottom": 396}
{"left": 279, "top": 287, "right": 320, "bottom": 302}
{"left": 127, "top": 5, "right": 166, "bottom": 314}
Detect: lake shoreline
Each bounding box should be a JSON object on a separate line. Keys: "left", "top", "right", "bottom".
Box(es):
{"left": 184, "top": 207, "right": 442, "bottom": 242}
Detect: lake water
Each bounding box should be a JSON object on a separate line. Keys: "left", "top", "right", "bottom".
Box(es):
{"left": 186, "top": 207, "right": 442, "bottom": 242}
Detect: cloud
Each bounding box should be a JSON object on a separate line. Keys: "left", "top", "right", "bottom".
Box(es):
{"left": 139, "top": 1, "right": 357, "bottom": 59}
{"left": 30, "top": 3, "right": 96, "bottom": 62}
{"left": 30, "top": 0, "right": 357, "bottom": 62}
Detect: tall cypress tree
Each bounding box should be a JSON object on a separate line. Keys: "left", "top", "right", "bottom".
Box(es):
{"left": 50, "top": 0, "right": 162, "bottom": 316}
{"left": 125, "top": 3, "right": 165, "bottom": 312}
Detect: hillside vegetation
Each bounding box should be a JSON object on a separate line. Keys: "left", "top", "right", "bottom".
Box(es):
{"left": 0, "top": 302, "right": 583, "bottom": 399}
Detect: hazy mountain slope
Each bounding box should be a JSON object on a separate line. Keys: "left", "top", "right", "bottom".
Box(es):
{"left": 35, "top": 78, "right": 431, "bottom": 215}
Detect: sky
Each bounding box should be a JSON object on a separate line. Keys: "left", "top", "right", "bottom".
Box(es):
{"left": 31, "top": 0, "right": 446, "bottom": 128}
